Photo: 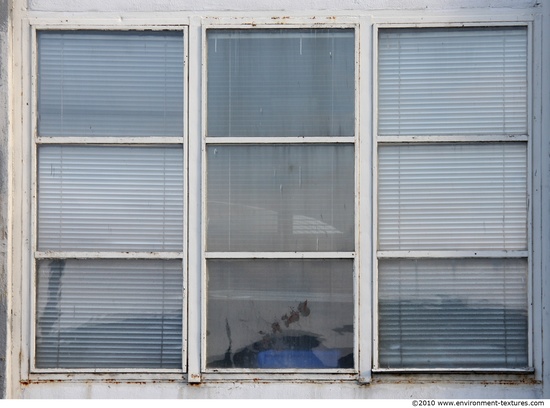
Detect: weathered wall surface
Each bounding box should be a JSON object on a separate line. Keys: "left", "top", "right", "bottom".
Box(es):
{"left": 0, "top": 0, "right": 9, "bottom": 400}
{"left": 4, "top": 0, "right": 549, "bottom": 399}
{"left": 25, "top": 0, "right": 539, "bottom": 12}
{"left": 542, "top": 0, "right": 550, "bottom": 400}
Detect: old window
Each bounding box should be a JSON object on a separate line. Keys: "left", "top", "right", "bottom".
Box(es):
{"left": 26, "top": 20, "right": 535, "bottom": 381}
{"left": 375, "top": 27, "right": 530, "bottom": 370}
{"left": 204, "top": 29, "right": 357, "bottom": 371}
{"left": 34, "top": 30, "right": 186, "bottom": 370}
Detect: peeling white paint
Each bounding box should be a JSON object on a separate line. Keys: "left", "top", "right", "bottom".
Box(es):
{"left": 26, "top": 0, "right": 540, "bottom": 12}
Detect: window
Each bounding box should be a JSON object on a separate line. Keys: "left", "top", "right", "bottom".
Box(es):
{"left": 34, "top": 30, "right": 186, "bottom": 370}
{"left": 204, "top": 29, "right": 356, "bottom": 371}
{"left": 27, "top": 20, "right": 534, "bottom": 380}
{"left": 375, "top": 27, "right": 529, "bottom": 370}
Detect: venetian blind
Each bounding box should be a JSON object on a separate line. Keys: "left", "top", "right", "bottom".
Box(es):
{"left": 36, "top": 259, "right": 183, "bottom": 369}
{"left": 38, "top": 146, "right": 184, "bottom": 252}
{"left": 378, "top": 27, "right": 527, "bottom": 136}
{"left": 38, "top": 30, "right": 184, "bottom": 137}
{"left": 35, "top": 30, "right": 185, "bottom": 370}
{"left": 378, "top": 143, "right": 527, "bottom": 251}
{"left": 378, "top": 258, "right": 528, "bottom": 369}
{"left": 376, "top": 27, "right": 529, "bottom": 370}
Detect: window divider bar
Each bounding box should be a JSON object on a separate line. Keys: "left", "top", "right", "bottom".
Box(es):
{"left": 205, "top": 137, "right": 356, "bottom": 144}
{"left": 372, "top": 367, "right": 535, "bottom": 374}
{"left": 30, "top": 368, "right": 185, "bottom": 375}
{"left": 36, "top": 136, "right": 185, "bottom": 145}
{"left": 204, "top": 252, "right": 356, "bottom": 259}
{"left": 34, "top": 251, "right": 184, "bottom": 259}
{"left": 377, "top": 250, "right": 529, "bottom": 259}
{"left": 376, "top": 135, "right": 529, "bottom": 144}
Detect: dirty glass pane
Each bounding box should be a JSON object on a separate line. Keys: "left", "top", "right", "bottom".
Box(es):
{"left": 206, "top": 259, "right": 354, "bottom": 369}
{"left": 207, "top": 145, "right": 355, "bottom": 252}
{"left": 38, "top": 145, "right": 184, "bottom": 252}
{"left": 207, "top": 29, "right": 355, "bottom": 137}
{"left": 378, "top": 258, "right": 528, "bottom": 369}
{"left": 36, "top": 259, "right": 183, "bottom": 369}
{"left": 378, "top": 27, "right": 527, "bottom": 136}
{"left": 38, "top": 31, "right": 184, "bottom": 137}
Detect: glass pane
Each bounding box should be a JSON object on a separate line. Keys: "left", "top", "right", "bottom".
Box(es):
{"left": 378, "top": 258, "right": 528, "bottom": 369}
{"left": 206, "top": 259, "right": 354, "bottom": 369}
{"left": 38, "top": 31, "right": 184, "bottom": 137}
{"left": 207, "top": 145, "right": 355, "bottom": 252}
{"left": 207, "top": 29, "right": 355, "bottom": 137}
{"left": 36, "top": 259, "right": 183, "bottom": 369}
{"left": 378, "top": 143, "right": 527, "bottom": 251}
{"left": 378, "top": 27, "right": 527, "bottom": 136}
{"left": 38, "top": 146, "right": 184, "bottom": 252}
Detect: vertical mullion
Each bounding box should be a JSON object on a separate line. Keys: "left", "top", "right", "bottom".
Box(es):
{"left": 372, "top": 23, "right": 381, "bottom": 371}
{"left": 358, "top": 17, "right": 372, "bottom": 383}
{"left": 181, "top": 25, "right": 190, "bottom": 375}
{"left": 187, "top": 17, "right": 203, "bottom": 383}
{"left": 526, "top": 22, "right": 534, "bottom": 371}
{"left": 29, "top": 25, "right": 38, "bottom": 374}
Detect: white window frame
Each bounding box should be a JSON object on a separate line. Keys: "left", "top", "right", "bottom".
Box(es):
{"left": 194, "top": 17, "right": 369, "bottom": 383}
{"left": 11, "top": 10, "right": 543, "bottom": 390}
{"left": 21, "top": 18, "right": 191, "bottom": 381}
{"left": 371, "top": 21, "right": 535, "bottom": 373}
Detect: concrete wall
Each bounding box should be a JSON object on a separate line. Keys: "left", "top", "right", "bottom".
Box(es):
{"left": 24, "top": 0, "right": 539, "bottom": 12}
{"left": 0, "top": 0, "right": 9, "bottom": 400}
{"left": 542, "top": 0, "right": 550, "bottom": 399}
{"left": 4, "top": 0, "right": 550, "bottom": 399}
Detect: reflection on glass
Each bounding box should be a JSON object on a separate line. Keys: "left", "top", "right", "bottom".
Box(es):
{"left": 36, "top": 259, "right": 183, "bottom": 369}
{"left": 206, "top": 259, "right": 354, "bottom": 369}
{"left": 207, "top": 29, "right": 355, "bottom": 137}
{"left": 207, "top": 145, "right": 355, "bottom": 252}
{"left": 378, "top": 258, "right": 528, "bottom": 369}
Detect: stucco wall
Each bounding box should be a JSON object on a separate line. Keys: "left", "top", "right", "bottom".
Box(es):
{"left": 4, "top": 0, "right": 550, "bottom": 399}
{"left": 24, "top": 0, "right": 540, "bottom": 12}
{"left": 0, "top": 0, "right": 9, "bottom": 400}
